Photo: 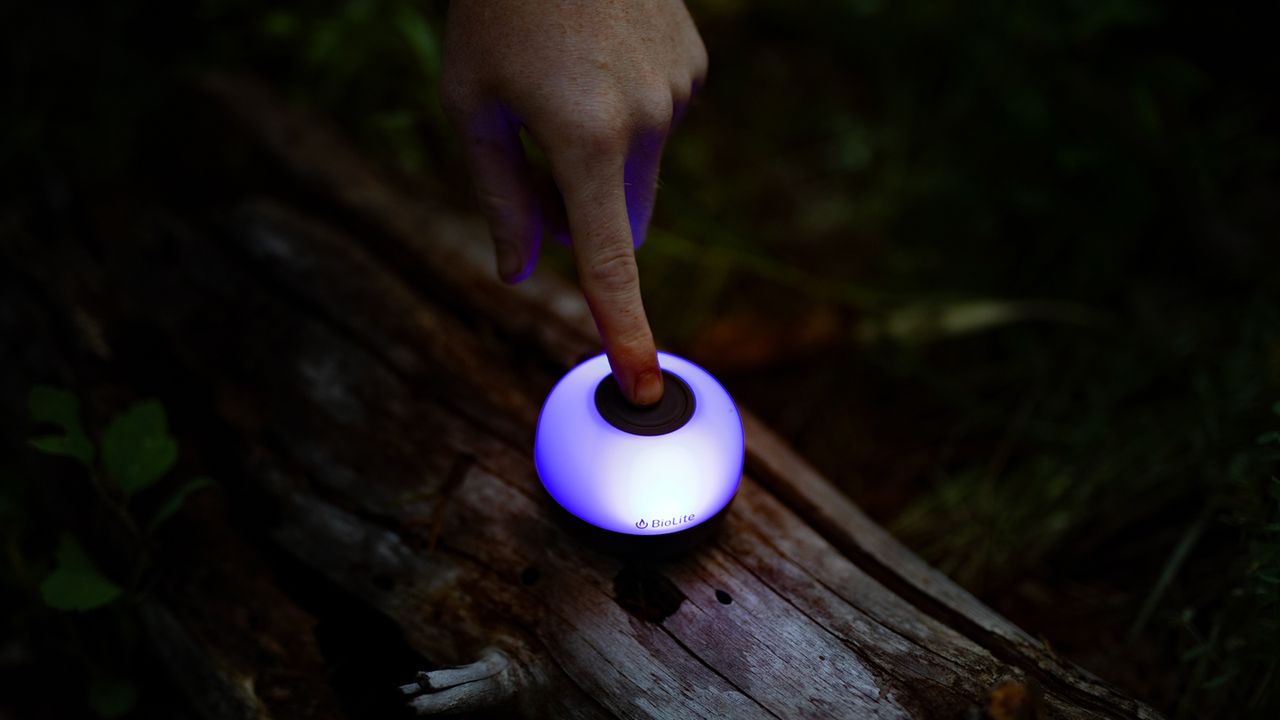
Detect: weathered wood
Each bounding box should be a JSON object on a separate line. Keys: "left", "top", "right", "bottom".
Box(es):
{"left": 2, "top": 74, "right": 1161, "bottom": 719}
{"left": 179, "top": 199, "right": 968, "bottom": 718}
{"left": 197, "top": 75, "right": 1160, "bottom": 719}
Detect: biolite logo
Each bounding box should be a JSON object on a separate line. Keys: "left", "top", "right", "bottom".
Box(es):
{"left": 637, "top": 514, "right": 696, "bottom": 530}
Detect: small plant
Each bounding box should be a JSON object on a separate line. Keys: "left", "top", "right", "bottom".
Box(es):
{"left": 1172, "top": 401, "right": 1280, "bottom": 717}
{"left": 12, "top": 386, "right": 215, "bottom": 717}
{"left": 28, "top": 386, "right": 213, "bottom": 603}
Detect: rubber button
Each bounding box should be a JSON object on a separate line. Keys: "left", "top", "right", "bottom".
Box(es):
{"left": 594, "top": 370, "right": 695, "bottom": 436}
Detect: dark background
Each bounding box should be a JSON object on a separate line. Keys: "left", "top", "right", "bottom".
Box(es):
{"left": 3, "top": 0, "right": 1279, "bottom": 717}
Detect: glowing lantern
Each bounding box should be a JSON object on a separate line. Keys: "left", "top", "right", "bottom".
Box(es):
{"left": 535, "top": 352, "right": 744, "bottom": 540}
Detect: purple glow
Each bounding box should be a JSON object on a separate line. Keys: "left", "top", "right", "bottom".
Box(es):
{"left": 535, "top": 352, "right": 744, "bottom": 536}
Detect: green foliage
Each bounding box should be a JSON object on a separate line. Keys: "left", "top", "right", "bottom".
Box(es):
{"left": 15, "top": 387, "right": 218, "bottom": 716}
{"left": 102, "top": 400, "right": 178, "bottom": 497}
{"left": 25, "top": 388, "right": 214, "bottom": 534}
{"left": 1166, "top": 406, "right": 1280, "bottom": 716}
{"left": 28, "top": 385, "right": 94, "bottom": 468}
{"left": 39, "top": 535, "right": 123, "bottom": 611}
{"left": 147, "top": 476, "right": 215, "bottom": 532}
{"left": 211, "top": 0, "right": 451, "bottom": 177}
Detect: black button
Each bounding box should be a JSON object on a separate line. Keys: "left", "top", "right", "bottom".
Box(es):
{"left": 594, "top": 370, "right": 695, "bottom": 436}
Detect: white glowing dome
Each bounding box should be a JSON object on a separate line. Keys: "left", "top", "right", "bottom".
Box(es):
{"left": 535, "top": 352, "right": 744, "bottom": 536}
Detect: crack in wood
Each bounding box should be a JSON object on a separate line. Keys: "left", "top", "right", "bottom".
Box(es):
{"left": 656, "top": 625, "right": 783, "bottom": 720}
{"left": 719, "top": 548, "right": 962, "bottom": 712}
{"left": 673, "top": 549, "right": 893, "bottom": 713}
{"left": 732, "top": 508, "right": 979, "bottom": 672}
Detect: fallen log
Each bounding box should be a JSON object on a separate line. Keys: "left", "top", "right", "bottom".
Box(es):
{"left": 3, "top": 74, "right": 1161, "bottom": 719}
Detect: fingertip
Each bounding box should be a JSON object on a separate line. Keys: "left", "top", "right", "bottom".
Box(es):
{"left": 496, "top": 240, "right": 522, "bottom": 281}
{"left": 607, "top": 342, "right": 663, "bottom": 406}
{"left": 492, "top": 223, "right": 542, "bottom": 284}
{"left": 497, "top": 249, "right": 537, "bottom": 284}
{"left": 631, "top": 366, "right": 665, "bottom": 406}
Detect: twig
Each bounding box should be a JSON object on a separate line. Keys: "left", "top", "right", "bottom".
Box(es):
{"left": 400, "top": 647, "right": 516, "bottom": 716}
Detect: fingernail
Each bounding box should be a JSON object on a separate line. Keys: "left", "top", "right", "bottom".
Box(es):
{"left": 632, "top": 368, "right": 664, "bottom": 406}
{"left": 497, "top": 241, "right": 521, "bottom": 281}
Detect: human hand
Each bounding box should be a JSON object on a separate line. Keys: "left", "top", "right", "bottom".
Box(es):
{"left": 442, "top": 0, "right": 707, "bottom": 405}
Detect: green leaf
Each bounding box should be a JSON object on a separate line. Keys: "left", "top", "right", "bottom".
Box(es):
{"left": 396, "top": 3, "right": 441, "bottom": 80}
{"left": 102, "top": 400, "right": 178, "bottom": 496}
{"left": 40, "top": 535, "right": 123, "bottom": 611}
{"left": 27, "top": 386, "right": 94, "bottom": 467}
{"left": 29, "top": 385, "right": 81, "bottom": 429}
{"left": 147, "top": 476, "right": 216, "bottom": 532}
{"left": 29, "top": 434, "right": 96, "bottom": 466}
{"left": 89, "top": 675, "right": 138, "bottom": 719}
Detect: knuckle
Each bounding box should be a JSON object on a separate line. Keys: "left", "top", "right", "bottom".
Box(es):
{"left": 672, "top": 76, "right": 694, "bottom": 103}
{"left": 476, "top": 188, "right": 522, "bottom": 225}
{"left": 632, "top": 90, "right": 674, "bottom": 132}
{"left": 567, "top": 98, "right": 629, "bottom": 153}
{"left": 692, "top": 44, "right": 710, "bottom": 79}
{"left": 586, "top": 246, "right": 639, "bottom": 293}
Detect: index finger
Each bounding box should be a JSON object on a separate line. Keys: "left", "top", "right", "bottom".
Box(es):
{"left": 548, "top": 137, "right": 663, "bottom": 406}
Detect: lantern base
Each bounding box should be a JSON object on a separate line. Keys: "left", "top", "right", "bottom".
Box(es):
{"left": 546, "top": 496, "right": 733, "bottom": 559}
